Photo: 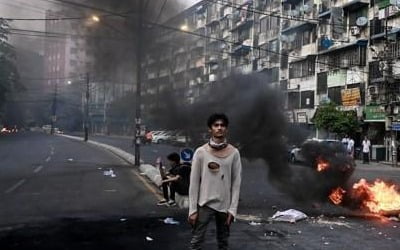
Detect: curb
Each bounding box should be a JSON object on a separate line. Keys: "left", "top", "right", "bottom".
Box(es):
{"left": 59, "top": 134, "right": 189, "bottom": 208}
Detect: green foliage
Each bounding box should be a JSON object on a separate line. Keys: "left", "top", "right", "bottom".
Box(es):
{"left": 0, "top": 18, "right": 21, "bottom": 110}
{"left": 313, "top": 103, "right": 359, "bottom": 137}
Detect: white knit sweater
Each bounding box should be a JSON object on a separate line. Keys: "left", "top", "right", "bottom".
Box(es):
{"left": 188, "top": 143, "right": 242, "bottom": 217}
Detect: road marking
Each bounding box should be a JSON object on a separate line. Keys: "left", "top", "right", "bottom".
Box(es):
{"left": 33, "top": 165, "right": 43, "bottom": 173}
{"left": 4, "top": 179, "right": 26, "bottom": 194}
{"left": 130, "top": 169, "right": 163, "bottom": 200}
{"left": 104, "top": 189, "right": 117, "bottom": 192}
{"left": 50, "top": 146, "right": 54, "bottom": 155}
{"left": 45, "top": 156, "right": 51, "bottom": 162}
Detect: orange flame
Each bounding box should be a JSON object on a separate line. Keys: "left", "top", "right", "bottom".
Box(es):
{"left": 352, "top": 179, "right": 400, "bottom": 214}
{"left": 329, "top": 187, "right": 346, "bottom": 205}
{"left": 316, "top": 157, "right": 329, "bottom": 172}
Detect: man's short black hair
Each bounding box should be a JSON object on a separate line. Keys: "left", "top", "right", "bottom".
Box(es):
{"left": 207, "top": 113, "right": 229, "bottom": 128}
{"left": 167, "top": 152, "right": 180, "bottom": 164}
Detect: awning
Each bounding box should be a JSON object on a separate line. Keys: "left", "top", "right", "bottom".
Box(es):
{"left": 371, "top": 28, "right": 400, "bottom": 40}
{"left": 281, "top": 21, "right": 317, "bottom": 34}
{"left": 318, "top": 39, "right": 368, "bottom": 55}
{"left": 342, "top": 0, "right": 369, "bottom": 12}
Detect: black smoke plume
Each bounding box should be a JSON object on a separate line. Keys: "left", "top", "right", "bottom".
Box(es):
{"left": 153, "top": 73, "right": 355, "bottom": 203}
{"left": 60, "top": 0, "right": 184, "bottom": 82}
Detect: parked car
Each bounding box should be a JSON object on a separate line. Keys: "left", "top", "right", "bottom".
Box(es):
{"left": 289, "top": 139, "right": 345, "bottom": 163}
{"left": 169, "top": 130, "right": 191, "bottom": 145}
{"left": 151, "top": 130, "right": 174, "bottom": 144}
{"left": 1, "top": 127, "right": 11, "bottom": 134}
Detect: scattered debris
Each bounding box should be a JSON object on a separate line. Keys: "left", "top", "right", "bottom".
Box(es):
{"left": 146, "top": 236, "right": 153, "bottom": 241}
{"left": 249, "top": 221, "right": 262, "bottom": 226}
{"left": 324, "top": 242, "right": 330, "bottom": 245}
{"left": 97, "top": 167, "right": 102, "bottom": 170}
{"left": 338, "top": 216, "right": 346, "bottom": 219}
{"left": 389, "top": 217, "right": 399, "bottom": 222}
{"left": 163, "top": 217, "right": 180, "bottom": 225}
{"left": 236, "top": 214, "right": 263, "bottom": 222}
{"left": 120, "top": 218, "right": 127, "bottom": 222}
{"left": 103, "top": 169, "right": 116, "bottom": 178}
{"left": 313, "top": 218, "right": 352, "bottom": 228}
{"left": 67, "top": 158, "right": 74, "bottom": 162}
{"left": 297, "top": 230, "right": 302, "bottom": 234}
{"left": 271, "top": 209, "right": 307, "bottom": 223}
{"left": 140, "top": 172, "right": 146, "bottom": 175}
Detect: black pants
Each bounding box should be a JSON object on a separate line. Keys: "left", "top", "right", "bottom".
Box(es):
{"left": 363, "top": 152, "right": 370, "bottom": 163}
{"left": 190, "top": 206, "right": 230, "bottom": 250}
{"left": 161, "top": 182, "right": 177, "bottom": 201}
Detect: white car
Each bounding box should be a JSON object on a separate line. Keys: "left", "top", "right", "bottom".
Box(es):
{"left": 152, "top": 131, "right": 173, "bottom": 144}
{"left": 290, "top": 139, "right": 343, "bottom": 163}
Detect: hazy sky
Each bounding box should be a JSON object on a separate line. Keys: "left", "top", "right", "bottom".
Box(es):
{"left": 0, "top": 0, "right": 201, "bottom": 52}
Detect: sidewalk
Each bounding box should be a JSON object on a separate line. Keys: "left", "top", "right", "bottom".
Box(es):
{"left": 355, "top": 160, "right": 400, "bottom": 171}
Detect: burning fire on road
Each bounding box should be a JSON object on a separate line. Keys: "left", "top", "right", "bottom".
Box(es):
{"left": 309, "top": 147, "right": 400, "bottom": 217}
{"left": 328, "top": 178, "right": 400, "bottom": 216}
{"left": 314, "top": 156, "right": 400, "bottom": 216}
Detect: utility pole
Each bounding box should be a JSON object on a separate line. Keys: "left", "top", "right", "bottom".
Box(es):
{"left": 84, "top": 72, "right": 89, "bottom": 142}
{"left": 50, "top": 81, "right": 58, "bottom": 135}
{"left": 383, "top": 13, "right": 397, "bottom": 167}
{"left": 134, "top": 0, "right": 144, "bottom": 167}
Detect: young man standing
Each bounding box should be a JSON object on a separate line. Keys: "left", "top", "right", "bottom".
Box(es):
{"left": 362, "top": 136, "right": 371, "bottom": 164}
{"left": 188, "top": 113, "right": 242, "bottom": 250}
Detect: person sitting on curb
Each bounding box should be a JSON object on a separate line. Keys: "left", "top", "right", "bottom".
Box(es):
{"left": 157, "top": 152, "right": 181, "bottom": 206}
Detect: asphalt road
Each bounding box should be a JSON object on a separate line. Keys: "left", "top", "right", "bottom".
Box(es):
{"left": 0, "top": 132, "right": 399, "bottom": 249}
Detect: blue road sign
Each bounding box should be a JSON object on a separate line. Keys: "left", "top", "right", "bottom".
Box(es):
{"left": 180, "top": 148, "right": 194, "bottom": 162}
{"left": 392, "top": 122, "right": 400, "bottom": 131}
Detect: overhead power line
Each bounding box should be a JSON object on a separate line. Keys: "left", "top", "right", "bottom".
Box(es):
{"left": 206, "top": 0, "right": 375, "bottom": 29}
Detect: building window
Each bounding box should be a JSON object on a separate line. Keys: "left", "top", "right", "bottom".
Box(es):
{"left": 328, "top": 86, "right": 342, "bottom": 105}
{"left": 300, "top": 91, "right": 314, "bottom": 109}
{"left": 289, "top": 58, "right": 315, "bottom": 79}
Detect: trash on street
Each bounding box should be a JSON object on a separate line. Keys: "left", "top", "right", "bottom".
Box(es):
{"left": 163, "top": 217, "right": 180, "bottom": 225}
{"left": 103, "top": 169, "right": 116, "bottom": 177}
{"left": 271, "top": 209, "right": 307, "bottom": 223}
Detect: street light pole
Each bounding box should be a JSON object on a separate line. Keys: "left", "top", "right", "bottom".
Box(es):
{"left": 84, "top": 72, "right": 90, "bottom": 142}
{"left": 382, "top": 14, "right": 397, "bottom": 167}
{"left": 134, "top": 0, "right": 144, "bottom": 167}
{"left": 50, "top": 80, "right": 58, "bottom": 135}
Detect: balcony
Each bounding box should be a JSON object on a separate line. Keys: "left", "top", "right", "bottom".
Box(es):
{"left": 342, "top": 0, "right": 369, "bottom": 12}
{"left": 206, "top": 55, "right": 218, "bottom": 64}
{"left": 281, "top": 20, "right": 317, "bottom": 34}
{"left": 231, "top": 18, "right": 253, "bottom": 32}
{"left": 207, "top": 14, "right": 219, "bottom": 26}
{"left": 232, "top": 39, "right": 252, "bottom": 55}
{"left": 258, "top": 33, "right": 267, "bottom": 46}
{"left": 369, "top": 61, "right": 384, "bottom": 84}
{"left": 319, "top": 0, "right": 331, "bottom": 18}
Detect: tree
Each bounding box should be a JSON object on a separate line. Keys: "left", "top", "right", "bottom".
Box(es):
{"left": 313, "top": 103, "right": 359, "bottom": 137}
{"left": 0, "top": 18, "right": 21, "bottom": 112}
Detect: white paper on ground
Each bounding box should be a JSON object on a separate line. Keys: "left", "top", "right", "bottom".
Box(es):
{"left": 271, "top": 209, "right": 307, "bottom": 223}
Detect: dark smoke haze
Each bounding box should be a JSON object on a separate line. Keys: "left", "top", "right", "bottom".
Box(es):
{"left": 154, "top": 73, "right": 355, "bottom": 204}
{"left": 61, "top": 0, "right": 184, "bottom": 83}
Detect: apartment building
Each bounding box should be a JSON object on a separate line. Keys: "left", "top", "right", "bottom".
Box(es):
{"left": 142, "top": 0, "right": 400, "bottom": 145}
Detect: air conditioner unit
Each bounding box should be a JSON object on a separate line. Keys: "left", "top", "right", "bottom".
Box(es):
{"left": 341, "top": 58, "right": 350, "bottom": 68}
{"left": 369, "top": 85, "right": 379, "bottom": 95}
{"left": 350, "top": 26, "right": 360, "bottom": 36}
